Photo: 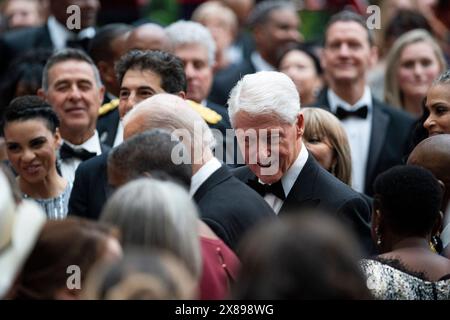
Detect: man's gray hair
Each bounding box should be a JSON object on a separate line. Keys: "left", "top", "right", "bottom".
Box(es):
{"left": 41, "top": 48, "right": 103, "bottom": 91}
{"left": 228, "top": 71, "right": 301, "bottom": 126}
{"left": 165, "top": 20, "right": 216, "bottom": 66}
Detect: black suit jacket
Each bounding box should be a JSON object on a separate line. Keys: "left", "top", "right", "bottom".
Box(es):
{"left": 68, "top": 152, "right": 111, "bottom": 220}
{"left": 233, "top": 154, "right": 374, "bottom": 254}
{"left": 194, "top": 165, "right": 276, "bottom": 251}
{"left": 97, "top": 108, "right": 120, "bottom": 147}
{"left": 0, "top": 24, "right": 53, "bottom": 78}
{"left": 209, "top": 59, "right": 256, "bottom": 107}
{"left": 310, "top": 89, "right": 415, "bottom": 195}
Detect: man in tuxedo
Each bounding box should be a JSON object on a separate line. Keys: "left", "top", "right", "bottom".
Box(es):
{"left": 0, "top": 0, "right": 100, "bottom": 79}
{"left": 122, "top": 93, "right": 275, "bottom": 250}
{"left": 89, "top": 23, "right": 133, "bottom": 147}
{"left": 209, "top": 0, "right": 301, "bottom": 106}
{"left": 229, "top": 71, "right": 372, "bottom": 253}
{"left": 37, "top": 48, "right": 107, "bottom": 184}
{"left": 311, "top": 10, "right": 415, "bottom": 195}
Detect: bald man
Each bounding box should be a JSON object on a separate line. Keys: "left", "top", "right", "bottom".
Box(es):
{"left": 408, "top": 134, "right": 450, "bottom": 257}
{"left": 126, "top": 23, "right": 170, "bottom": 52}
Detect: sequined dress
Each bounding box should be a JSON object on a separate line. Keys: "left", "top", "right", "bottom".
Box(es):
{"left": 360, "top": 258, "right": 450, "bottom": 300}
{"left": 23, "top": 183, "right": 72, "bottom": 220}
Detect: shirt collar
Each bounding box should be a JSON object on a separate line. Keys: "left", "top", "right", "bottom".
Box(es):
{"left": 190, "top": 157, "right": 222, "bottom": 196}
{"left": 63, "top": 130, "right": 102, "bottom": 155}
{"left": 47, "top": 16, "right": 96, "bottom": 50}
{"left": 250, "top": 51, "right": 276, "bottom": 72}
{"left": 281, "top": 142, "right": 309, "bottom": 196}
{"left": 328, "top": 86, "right": 373, "bottom": 113}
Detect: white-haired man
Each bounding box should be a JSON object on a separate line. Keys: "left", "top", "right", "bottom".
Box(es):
{"left": 122, "top": 93, "right": 275, "bottom": 250}
{"left": 165, "top": 21, "right": 235, "bottom": 164}
{"left": 230, "top": 71, "right": 373, "bottom": 253}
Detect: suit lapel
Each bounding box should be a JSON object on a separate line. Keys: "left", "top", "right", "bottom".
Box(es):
{"left": 279, "top": 154, "right": 321, "bottom": 214}
{"left": 365, "top": 100, "right": 389, "bottom": 191}
{"left": 193, "top": 165, "right": 231, "bottom": 202}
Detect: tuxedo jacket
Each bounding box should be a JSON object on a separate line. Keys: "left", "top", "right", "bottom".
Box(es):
{"left": 68, "top": 152, "right": 111, "bottom": 220}
{"left": 0, "top": 25, "right": 53, "bottom": 78}
{"left": 97, "top": 100, "right": 120, "bottom": 148}
{"left": 209, "top": 59, "right": 256, "bottom": 107}
{"left": 194, "top": 165, "right": 276, "bottom": 251}
{"left": 233, "top": 154, "right": 374, "bottom": 254}
{"left": 310, "top": 89, "right": 415, "bottom": 195}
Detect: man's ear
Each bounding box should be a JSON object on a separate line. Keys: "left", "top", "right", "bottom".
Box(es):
{"left": 296, "top": 113, "right": 304, "bottom": 137}
{"left": 37, "top": 88, "right": 46, "bottom": 100}
{"left": 177, "top": 91, "right": 186, "bottom": 99}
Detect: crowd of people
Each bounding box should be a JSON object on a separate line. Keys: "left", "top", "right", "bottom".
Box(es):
{"left": 1, "top": 0, "right": 450, "bottom": 300}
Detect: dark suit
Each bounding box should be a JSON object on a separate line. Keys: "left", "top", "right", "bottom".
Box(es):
{"left": 194, "top": 165, "right": 276, "bottom": 251}
{"left": 0, "top": 24, "right": 53, "bottom": 78}
{"left": 97, "top": 108, "right": 120, "bottom": 147}
{"left": 310, "top": 89, "right": 415, "bottom": 195}
{"left": 233, "top": 154, "right": 374, "bottom": 254}
{"left": 68, "top": 152, "right": 111, "bottom": 220}
{"left": 209, "top": 59, "right": 256, "bottom": 107}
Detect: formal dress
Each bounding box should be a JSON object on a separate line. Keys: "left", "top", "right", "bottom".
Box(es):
{"left": 308, "top": 88, "right": 415, "bottom": 195}
{"left": 209, "top": 51, "right": 274, "bottom": 107}
{"left": 23, "top": 182, "right": 72, "bottom": 220}
{"left": 68, "top": 152, "right": 111, "bottom": 220}
{"left": 361, "top": 258, "right": 450, "bottom": 300}
{"left": 58, "top": 131, "right": 106, "bottom": 185}
{"left": 233, "top": 148, "right": 374, "bottom": 254}
{"left": 199, "top": 236, "right": 240, "bottom": 300}
{"left": 192, "top": 158, "right": 276, "bottom": 250}
{"left": 0, "top": 16, "right": 95, "bottom": 79}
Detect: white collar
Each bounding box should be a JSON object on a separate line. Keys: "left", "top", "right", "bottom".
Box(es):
{"left": 47, "top": 16, "right": 96, "bottom": 50}
{"left": 328, "top": 86, "right": 373, "bottom": 113}
{"left": 280, "top": 142, "right": 309, "bottom": 196}
{"left": 190, "top": 157, "right": 222, "bottom": 196}
{"left": 250, "top": 51, "right": 276, "bottom": 72}
{"left": 63, "top": 130, "right": 102, "bottom": 155}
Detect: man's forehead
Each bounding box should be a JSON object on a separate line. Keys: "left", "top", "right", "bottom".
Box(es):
{"left": 325, "top": 21, "right": 369, "bottom": 42}
{"left": 48, "top": 60, "right": 96, "bottom": 80}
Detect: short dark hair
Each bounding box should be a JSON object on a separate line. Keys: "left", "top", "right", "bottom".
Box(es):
{"left": 324, "top": 10, "right": 374, "bottom": 46}
{"left": 108, "top": 129, "right": 192, "bottom": 188}
{"left": 115, "top": 50, "right": 187, "bottom": 94}
{"left": 2, "top": 95, "right": 60, "bottom": 135}
{"left": 42, "top": 48, "right": 102, "bottom": 91}
{"left": 89, "top": 23, "right": 133, "bottom": 64}
{"left": 373, "top": 165, "right": 443, "bottom": 237}
{"left": 247, "top": 0, "right": 296, "bottom": 28}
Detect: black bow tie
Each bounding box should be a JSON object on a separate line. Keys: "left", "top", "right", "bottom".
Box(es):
{"left": 247, "top": 178, "right": 286, "bottom": 200}
{"left": 59, "top": 143, "right": 96, "bottom": 161}
{"left": 335, "top": 105, "right": 368, "bottom": 120}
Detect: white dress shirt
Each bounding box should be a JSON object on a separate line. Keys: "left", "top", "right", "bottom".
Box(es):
{"left": 328, "top": 87, "right": 373, "bottom": 193}
{"left": 60, "top": 131, "right": 102, "bottom": 184}
{"left": 262, "top": 143, "right": 309, "bottom": 214}
{"left": 250, "top": 52, "right": 276, "bottom": 72}
{"left": 190, "top": 157, "right": 222, "bottom": 197}
{"left": 113, "top": 121, "right": 124, "bottom": 147}
{"left": 47, "top": 16, "right": 96, "bottom": 51}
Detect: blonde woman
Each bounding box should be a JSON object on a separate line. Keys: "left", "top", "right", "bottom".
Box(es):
{"left": 301, "top": 108, "right": 352, "bottom": 186}
{"left": 384, "top": 29, "right": 447, "bottom": 117}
